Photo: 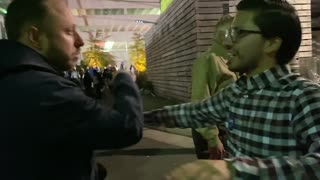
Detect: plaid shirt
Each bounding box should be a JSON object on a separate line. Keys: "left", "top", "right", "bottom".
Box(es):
{"left": 147, "top": 65, "right": 320, "bottom": 179}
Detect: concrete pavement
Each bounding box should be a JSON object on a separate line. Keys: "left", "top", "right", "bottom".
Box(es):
{"left": 95, "top": 129, "right": 197, "bottom": 180}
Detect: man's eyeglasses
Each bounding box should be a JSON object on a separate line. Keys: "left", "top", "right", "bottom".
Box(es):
{"left": 225, "top": 27, "right": 262, "bottom": 43}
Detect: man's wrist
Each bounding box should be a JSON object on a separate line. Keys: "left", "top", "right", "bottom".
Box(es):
{"left": 144, "top": 108, "right": 175, "bottom": 127}
{"left": 156, "top": 108, "right": 176, "bottom": 127}
{"left": 208, "top": 137, "right": 219, "bottom": 147}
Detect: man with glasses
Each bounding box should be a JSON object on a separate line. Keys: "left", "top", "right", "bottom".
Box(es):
{"left": 145, "top": 0, "right": 320, "bottom": 179}
{"left": 191, "top": 15, "right": 237, "bottom": 160}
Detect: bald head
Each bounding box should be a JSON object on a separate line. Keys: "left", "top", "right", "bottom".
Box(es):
{"left": 5, "top": 0, "right": 84, "bottom": 71}
{"left": 5, "top": 0, "right": 71, "bottom": 40}
{"left": 5, "top": 0, "right": 49, "bottom": 40}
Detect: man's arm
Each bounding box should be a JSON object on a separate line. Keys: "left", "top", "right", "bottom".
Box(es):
{"left": 43, "top": 72, "right": 143, "bottom": 149}
{"left": 166, "top": 85, "right": 320, "bottom": 180}
{"left": 195, "top": 53, "right": 236, "bottom": 144}
{"left": 191, "top": 50, "right": 218, "bottom": 138}
{"left": 145, "top": 55, "right": 234, "bottom": 130}
{"left": 144, "top": 89, "right": 228, "bottom": 128}
{"left": 191, "top": 50, "right": 211, "bottom": 101}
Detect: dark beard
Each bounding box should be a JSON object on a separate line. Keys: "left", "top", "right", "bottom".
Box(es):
{"left": 46, "top": 45, "right": 73, "bottom": 71}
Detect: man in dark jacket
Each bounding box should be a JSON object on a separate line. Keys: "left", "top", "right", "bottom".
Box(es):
{"left": 0, "top": 0, "right": 143, "bottom": 180}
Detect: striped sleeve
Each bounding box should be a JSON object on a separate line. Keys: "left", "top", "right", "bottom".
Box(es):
{"left": 228, "top": 153, "right": 320, "bottom": 179}
{"left": 164, "top": 88, "right": 229, "bottom": 128}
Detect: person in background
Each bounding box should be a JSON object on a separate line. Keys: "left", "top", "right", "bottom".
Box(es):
{"left": 191, "top": 14, "right": 237, "bottom": 160}
{"left": 70, "top": 66, "right": 81, "bottom": 87}
{"left": 83, "top": 68, "right": 95, "bottom": 97}
{"left": 0, "top": 0, "right": 143, "bottom": 180}
{"left": 103, "top": 65, "right": 113, "bottom": 87}
{"left": 120, "top": 62, "right": 124, "bottom": 70}
{"left": 129, "top": 64, "right": 135, "bottom": 73}
{"left": 145, "top": 0, "right": 320, "bottom": 179}
{"left": 93, "top": 69, "right": 104, "bottom": 99}
{"left": 79, "top": 67, "right": 85, "bottom": 80}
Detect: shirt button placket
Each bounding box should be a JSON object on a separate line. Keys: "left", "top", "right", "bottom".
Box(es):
{"left": 242, "top": 91, "right": 249, "bottom": 98}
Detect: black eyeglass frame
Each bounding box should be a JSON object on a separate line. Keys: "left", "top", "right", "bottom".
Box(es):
{"left": 226, "top": 27, "right": 262, "bottom": 43}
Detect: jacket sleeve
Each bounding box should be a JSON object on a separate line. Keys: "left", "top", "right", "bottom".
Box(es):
{"left": 191, "top": 51, "right": 216, "bottom": 137}
{"left": 192, "top": 52, "right": 236, "bottom": 140}
{"left": 42, "top": 72, "right": 143, "bottom": 150}
{"left": 191, "top": 50, "right": 211, "bottom": 101}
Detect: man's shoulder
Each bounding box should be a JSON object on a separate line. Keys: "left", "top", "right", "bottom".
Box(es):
{"left": 22, "top": 70, "right": 79, "bottom": 92}
{"left": 32, "top": 71, "right": 89, "bottom": 106}
{"left": 284, "top": 75, "right": 320, "bottom": 96}
{"left": 194, "top": 51, "right": 209, "bottom": 61}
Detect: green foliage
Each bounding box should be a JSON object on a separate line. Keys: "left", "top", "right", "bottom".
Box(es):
{"left": 129, "top": 33, "right": 146, "bottom": 72}
{"left": 82, "top": 39, "right": 115, "bottom": 68}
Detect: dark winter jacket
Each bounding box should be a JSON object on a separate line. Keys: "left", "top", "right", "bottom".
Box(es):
{"left": 0, "top": 40, "right": 143, "bottom": 180}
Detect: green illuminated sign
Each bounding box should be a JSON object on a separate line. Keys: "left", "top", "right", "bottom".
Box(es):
{"left": 161, "top": 0, "right": 174, "bottom": 13}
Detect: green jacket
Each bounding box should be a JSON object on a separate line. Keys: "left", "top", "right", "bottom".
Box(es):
{"left": 191, "top": 47, "right": 236, "bottom": 144}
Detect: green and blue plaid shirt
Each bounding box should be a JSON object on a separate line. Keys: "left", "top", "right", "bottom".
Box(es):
{"left": 147, "top": 65, "right": 320, "bottom": 179}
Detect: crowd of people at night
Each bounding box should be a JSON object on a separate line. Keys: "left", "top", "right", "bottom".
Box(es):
{"left": 64, "top": 66, "right": 118, "bottom": 99}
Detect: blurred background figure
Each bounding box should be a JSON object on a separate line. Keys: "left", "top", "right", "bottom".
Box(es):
{"left": 191, "top": 14, "right": 237, "bottom": 160}
{"left": 93, "top": 69, "right": 104, "bottom": 99}
{"left": 83, "top": 68, "right": 95, "bottom": 98}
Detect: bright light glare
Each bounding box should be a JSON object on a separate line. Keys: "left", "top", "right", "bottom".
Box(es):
{"left": 0, "top": 8, "right": 7, "bottom": 14}
{"left": 104, "top": 41, "right": 114, "bottom": 51}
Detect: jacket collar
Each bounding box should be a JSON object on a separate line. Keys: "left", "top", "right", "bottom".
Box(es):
{"left": 0, "top": 39, "right": 60, "bottom": 75}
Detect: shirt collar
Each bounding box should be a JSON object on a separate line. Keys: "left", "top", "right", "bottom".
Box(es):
{"left": 236, "top": 65, "right": 291, "bottom": 91}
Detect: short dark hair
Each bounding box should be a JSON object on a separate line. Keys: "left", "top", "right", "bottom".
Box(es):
{"left": 216, "top": 14, "right": 233, "bottom": 29}
{"left": 237, "top": 0, "right": 302, "bottom": 65}
{"left": 5, "top": 0, "right": 48, "bottom": 40}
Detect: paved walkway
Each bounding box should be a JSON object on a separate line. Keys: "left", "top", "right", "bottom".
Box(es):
{"left": 143, "top": 94, "right": 192, "bottom": 137}
{"left": 95, "top": 129, "right": 196, "bottom": 180}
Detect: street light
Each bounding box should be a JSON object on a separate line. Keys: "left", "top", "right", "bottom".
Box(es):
{"left": 135, "top": 20, "right": 157, "bottom": 25}
{"left": 0, "top": 7, "right": 7, "bottom": 14}
{"left": 104, "top": 41, "right": 114, "bottom": 52}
